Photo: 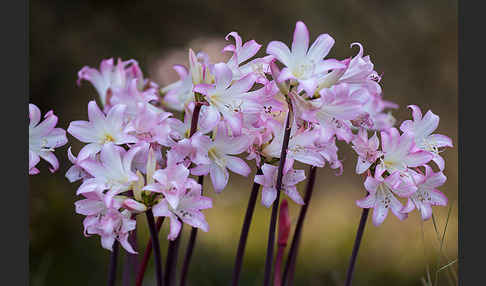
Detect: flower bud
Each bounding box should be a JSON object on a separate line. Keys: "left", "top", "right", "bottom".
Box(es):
{"left": 123, "top": 198, "right": 147, "bottom": 213}
{"left": 278, "top": 199, "right": 291, "bottom": 246}
{"left": 270, "top": 60, "right": 290, "bottom": 95}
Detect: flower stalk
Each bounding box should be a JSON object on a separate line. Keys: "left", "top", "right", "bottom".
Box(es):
{"left": 263, "top": 98, "right": 293, "bottom": 286}
{"left": 231, "top": 168, "right": 263, "bottom": 286}
{"left": 282, "top": 165, "right": 317, "bottom": 286}
{"left": 146, "top": 209, "right": 164, "bottom": 286}
{"left": 176, "top": 99, "right": 204, "bottom": 286}
{"left": 180, "top": 175, "right": 205, "bottom": 286}
{"left": 274, "top": 199, "right": 291, "bottom": 286}
{"left": 122, "top": 222, "right": 138, "bottom": 286}
{"left": 135, "top": 217, "right": 164, "bottom": 286}
{"left": 165, "top": 224, "right": 182, "bottom": 285}
{"left": 108, "top": 240, "right": 120, "bottom": 286}
{"left": 344, "top": 207, "right": 370, "bottom": 286}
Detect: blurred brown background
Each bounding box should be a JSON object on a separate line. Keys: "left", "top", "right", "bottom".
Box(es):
{"left": 29, "top": 0, "right": 457, "bottom": 285}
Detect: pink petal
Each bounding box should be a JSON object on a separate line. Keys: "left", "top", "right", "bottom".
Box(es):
{"left": 39, "top": 151, "right": 59, "bottom": 173}
{"left": 75, "top": 199, "right": 105, "bottom": 215}
{"left": 87, "top": 100, "right": 106, "bottom": 126}
{"left": 291, "top": 21, "right": 310, "bottom": 58}
{"left": 418, "top": 203, "right": 433, "bottom": 221}
{"left": 407, "top": 105, "right": 422, "bottom": 121}
{"left": 401, "top": 198, "right": 416, "bottom": 213}
{"left": 266, "top": 41, "right": 292, "bottom": 67}
{"left": 225, "top": 156, "right": 251, "bottom": 176}
{"left": 167, "top": 213, "right": 182, "bottom": 240}
{"left": 371, "top": 202, "right": 389, "bottom": 226}
{"left": 314, "top": 59, "right": 346, "bottom": 75}
{"left": 429, "top": 190, "right": 448, "bottom": 206}
{"left": 261, "top": 186, "right": 277, "bottom": 208}
{"left": 363, "top": 176, "right": 380, "bottom": 194}
{"left": 405, "top": 150, "right": 433, "bottom": 167}
{"left": 284, "top": 186, "right": 304, "bottom": 205}
{"left": 209, "top": 163, "right": 229, "bottom": 193}
{"left": 356, "top": 193, "right": 375, "bottom": 208}
{"left": 179, "top": 210, "right": 209, "bottom": 232}
{"left": 68, "top": 121, "right": 97, "bottom": 143}
{"left": 213, "top": 63, "right": 233, "bottom": 90}
{"left": 428, "top": 134, "right": 453, "bottom": 148}
{"left": 29, "top": 104, "right": 41, "bottom": 127}
{"left": 307, "top": 34, "right": 335, "bottom": 62}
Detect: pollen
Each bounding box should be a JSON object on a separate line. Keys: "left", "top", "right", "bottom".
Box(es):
{"left": 103, "top": 134, "right": 115, "bottom": 143}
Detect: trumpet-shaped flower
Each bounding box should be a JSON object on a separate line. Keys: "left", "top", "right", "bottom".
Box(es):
{"left": 194, "top": 62, "right": 261, "bottom": 136}
{"left": 351, "top": 128, "right": 382, "bottom": 174}
{"left": 254, "top": 163, "right": 306, "bottom": 207}
{"left": 77, "top": 143, "right": 140, "bottom": 207}
{"left": 162, "top": 49, "right": 214, "bottom": 111}
{"left": 262, "top": 121, "right": 325, "bottom": 169}
{"left": 223, "top": 32, "right": 272, "bottom": 83}
{"left": 124, "top": 103, "right": 174, "bottom": 146}
{"left": 317, "top": 43, "right": 382, "bottom": 96}
{"left": 65, "top": 147, "right": 91, "bottom": 182}
{"left": 356, "top": 172, "right": 416, "bottom": 226}
{"left": 144, "top": 150, "right": 192, "bottom": 208}
{"left": 77, "top": 58, "right": 158, "bottom": 108}
{"left": 75, "top": 193, "right": 137, "bottom": 253}
{"left": 400, "top": 105, "right": 453, "bottom": 170}
{"left": 191, "top": 123, "right": 252, "bottom": 192}
{"left": 266, "top": 21, "right": 345, "bottom": 96}
{"left": 68, "top": 101, "right": 137, "bottom": 160}
{"left": 376, "top": 128, "right": 433, "bottom": 176}
{"left": 401, "top": 166, "right": 448, "bottom": 220}
{"left": 313, "top": 83, "right": 364, "bottom": 142}
{"left": 152, "top": 180, "right": 212, "bottom": 240}
{"left": 29, "top": 104, "right": 68, "bottom": 174}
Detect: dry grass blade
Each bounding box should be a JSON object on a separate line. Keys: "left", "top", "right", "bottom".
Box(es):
{"left": 437, "top": 259, "right": 458, "bottom": 273}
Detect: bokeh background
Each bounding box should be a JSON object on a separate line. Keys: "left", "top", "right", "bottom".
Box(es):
{"left": 29, "top": 0, "right": 458, "bottom": 285}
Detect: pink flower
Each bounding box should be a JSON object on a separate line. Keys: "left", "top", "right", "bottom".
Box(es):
{"left": 351, "top": 128, "right": 382, "bottom": 174}
{"left": 152, "top": 180, "right": 212, "bottom": 240}
{"left": 194, "top": 62, "right": 260, "bottom": 136}
{"left": 68, "top": 101, "right": 137, "bottom": 161}
{"left": 162, "top": 64, "right": 194, "bottom": 111}
{"left": 77, "top": 58, "right": 157, "bottom": 108}
{"left": 223, "top": 32, "right": 272, "bottom": 83}
{"left": 162, "top": 49, "right": 213, "bottom": 111}
{"left": 65, "top": 147, "right": 91, "bottom": 182}
{"left": 29, "top": 104, "right": 68, "bottom": 174}
{"left": 262, "top": 121, "right": 325, "bottom": 168}
{"left": 315, "top": 135, "right": 343, "bottom": 174}
{"left": 356, "top": 172, "right": 416, "bottom": 226}
{"left": 144, "top": 150, "right": 192, "bottom": 208}
{"left": 375, "top": 128, "right": 433, "bottom": 176}
{"left": 124, "top": 103, "right": 174, "bottom": 146}
{"left": 313, "top": 83, "right": 364, "bottom": 142}
{"left": 317, "top": 43, "right": 382, "bottom": 96}
{"left": 400, "top": 105, "right": 453, "bottom": 170}
{"left": 108, "top": 78, "right": 161, "bottom": 118}
{"left": 191, "top": 123, "right": 252, "bottom": 192}
{"left": 77, "top": 143, "right": 140, "bottom": 207}
{"left": 266, "top": 21, "right": 345, "bottom": 96}
{"left": 170, "top": 132, "right": 212, "bottom": 166}
{"left": 254, "top": 163, "right": 306, "bottom": 207}
{"left": 401, "top": 166, "right": 448, "bottom": 220}
{"left": 75, "top": 193, "right": 137, "bottom": 253}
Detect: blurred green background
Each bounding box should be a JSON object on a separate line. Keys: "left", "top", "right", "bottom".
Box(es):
{"left": 29, "top": 0, "right": 457, "bottom": 285}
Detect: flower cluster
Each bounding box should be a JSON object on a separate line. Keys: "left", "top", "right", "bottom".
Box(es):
{"left": 64, "top": 20, "right": 451, "bottom": 253}
{"left": 69, "top": 59, "right": 214, "bottom": 252}
{"left": 29, "top": 104, "right": 68, "bottom": 175}
{"left": 352, "top": 105, "right": 452, "bottom": 226}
